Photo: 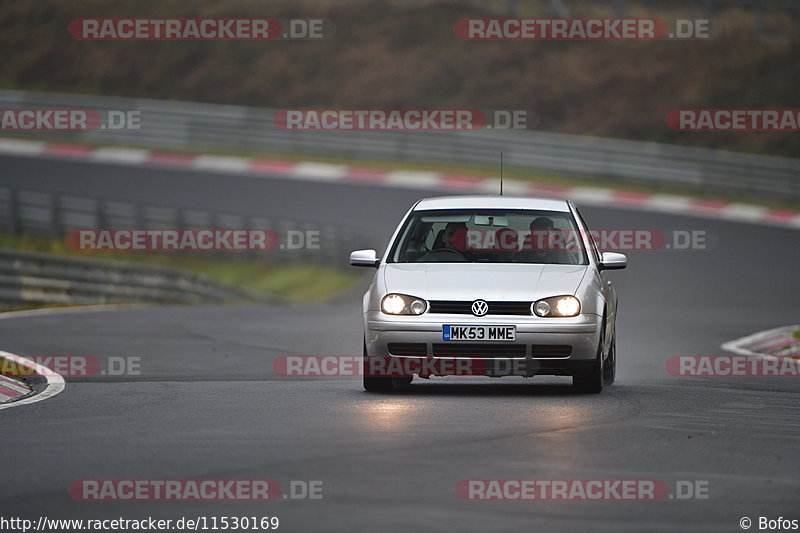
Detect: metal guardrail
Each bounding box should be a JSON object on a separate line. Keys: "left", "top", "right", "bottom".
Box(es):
{"left": 0, "top": 248, "right": 269, "bottom": 307}
{"left": 0, "top": 182, "right": 372, "bottom": 305}
{"left": 0, "top": 185, "right": 371, "bottom": 270}
{"left": 1, "top": 89, "right": 798, "bottom": 202}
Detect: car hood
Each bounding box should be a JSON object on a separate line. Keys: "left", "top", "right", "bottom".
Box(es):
{"left": 382, "top": 263, "right": 588, "bottom": 301}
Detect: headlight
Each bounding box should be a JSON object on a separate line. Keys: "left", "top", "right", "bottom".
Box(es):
{"left": 381, "top": 293, "right": 428, "bottom": 315}
{"left": 531, "top": 296, "right": 580, "bottom": 317}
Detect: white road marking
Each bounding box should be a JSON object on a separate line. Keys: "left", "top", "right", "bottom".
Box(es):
{"left": 566, "top": 187, "right": 615, "bottom": 204}
{"left": 0, "top": 350, "right": 64, "bottom": 410}
{"left": 719, "top": 203, "right": 770, "bottom": 222}
{"left": 193, "top": 155, "right": 250, "bottom": 173}
{"left": 0, "top": 138, "right": 46, "bottom": 155}
{"left": 474, "top": 177, "right": 531, "bottom": 195}
{"left": 645, "top": 194, "right": 693, "bottom": 212}
{"left": 91, "top": 147, "right": 151, "bottom": 165}
{"left": 385, "top": 170, "right": 441, "bottom": 188}
{"left": 291, "top": 162, "right": 349, "bottom": 180}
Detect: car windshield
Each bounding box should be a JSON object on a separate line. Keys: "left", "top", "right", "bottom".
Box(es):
{"left": 388, "top": 209, "right": 588, "bottom": 264}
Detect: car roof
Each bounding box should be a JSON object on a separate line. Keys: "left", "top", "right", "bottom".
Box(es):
{"left": 413, "top": 195, "right": 572, "bottom": 212}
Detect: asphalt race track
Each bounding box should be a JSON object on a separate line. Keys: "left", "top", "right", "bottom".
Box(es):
{"left": 0, "top": 154, "right": 798, "bottom": 532}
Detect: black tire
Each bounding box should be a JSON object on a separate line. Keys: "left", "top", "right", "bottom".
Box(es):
{"left": 573, "top": 323, "right": 606, "bottom": 394}
{"left": 603, "top": 335, "right": 616, "bottom": 385}
{"left": 362, "top": 343, "right": 395, "bottom": 393}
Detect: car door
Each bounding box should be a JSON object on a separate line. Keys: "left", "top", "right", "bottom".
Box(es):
{"left": 574, "top": 206, "right": 617, "bottom": 346}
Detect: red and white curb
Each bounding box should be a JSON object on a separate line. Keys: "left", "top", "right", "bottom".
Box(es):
{"left": 1, "top": 138, "right": 799, "bottom": 229}
{"left": 722, "top": 325, "right": 800, "bottom": 358}
{"left": 0, "top": 373, "right": 29, "bottom": 402}
{"left": 0, "top": 350, "right": 65, "bottom": 410}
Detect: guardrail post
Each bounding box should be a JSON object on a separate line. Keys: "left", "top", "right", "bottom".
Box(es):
{"left": 177, "top": 208, "right": 188, "bottom": 231}
{"left": 613, "top": 0, "right": 627, "bottom": 18}
{"left": 96, "top": 199, "right": 108, "bottom": 231}
{"left": 754, "top": 3, "right": 765, "bottom": 41}
{"left": 135, "top": 204, "right": 145, "bottom": 230}
{"left": 7, "top": 188, "right": 19, "bottom": 236}
{"left": 51, "top": 192, "right": 63, "bottom": 237}
{"left": 506, "top": 0, "right": 518, "bottom": 16}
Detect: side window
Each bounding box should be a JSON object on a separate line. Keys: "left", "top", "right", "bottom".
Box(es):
{"left": 575, "top": 208, "right": 601, "bottom": 263}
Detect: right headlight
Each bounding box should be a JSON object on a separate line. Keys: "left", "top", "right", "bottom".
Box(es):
{"left": 381, "top": 293, "right": 428, "bottom": 315}
{"left": 531, "top": 295, "right": 581, "bottom": 317}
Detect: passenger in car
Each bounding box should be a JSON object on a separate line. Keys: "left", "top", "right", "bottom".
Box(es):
{"left": 442, "top": 222, "right": 468, "bottom": 251}
{"left": 515, "top": 217, "right": 559, "bottom": 263}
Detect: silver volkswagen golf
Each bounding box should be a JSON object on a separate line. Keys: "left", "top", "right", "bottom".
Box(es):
{"left": 350, "top": 196, "right": 626, "bottom": 393}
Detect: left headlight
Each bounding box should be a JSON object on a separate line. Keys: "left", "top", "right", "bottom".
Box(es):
{"left": 381, "top": 293, "right": 428, "bottom": 315}
{"left": 531, "top": 295, "right": 581, "bottom": 317}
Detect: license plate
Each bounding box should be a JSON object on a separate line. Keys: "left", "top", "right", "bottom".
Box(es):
{"left": 443, "top": 325, "right": 516, "bottom": 341}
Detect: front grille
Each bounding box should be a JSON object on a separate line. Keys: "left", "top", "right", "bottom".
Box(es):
{"left": 432, "top": 343, "right": 526, "bottom": 357}
{"left": 428, "top": 301, "right": 532, "bottom": 315}
{"left": 387, "top": 343, "right": 427, "bottom": 356}
{"left": 531, "top": 345, "right": 573, "bottom": 358}
{"left": 489, "top": 302, "right": 534, "bottom": 315}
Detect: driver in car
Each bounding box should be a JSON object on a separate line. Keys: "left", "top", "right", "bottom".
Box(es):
{"left": 442, "top": 222, "right": 468, "bottom": 251}
{"left": 515, "top": 217, "right": 559, "bottom": 263}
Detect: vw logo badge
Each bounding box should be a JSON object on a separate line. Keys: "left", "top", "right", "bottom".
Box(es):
{"left": 471, "top": 300, "right": 489, "bottom": 317}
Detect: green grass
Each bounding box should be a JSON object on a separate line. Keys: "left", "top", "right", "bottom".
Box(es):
{"left": 793, "top": 329, "right": 800, "bottom": 341}
{"left": 166, "top": 259, "right": 357, "bottom": 302}
{"left": 0, "top": 233, "right": 358, "bottom": 303}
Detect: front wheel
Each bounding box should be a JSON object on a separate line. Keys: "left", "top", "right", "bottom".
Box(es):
{"left": 362, "top": 343, "right": 395, "bottom": 392}
{"left": 573, "top": 325, "right": 610, "bottom": 394}
{"left": 603, "top": 335, "right": 616, "bottom": 385}
{"left": 573, "top": 358, "right": 603, "bottom": 393}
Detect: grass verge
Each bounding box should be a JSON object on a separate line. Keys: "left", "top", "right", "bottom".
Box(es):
{"left": 0, "top": 233, "right": 358, "bottom": 304}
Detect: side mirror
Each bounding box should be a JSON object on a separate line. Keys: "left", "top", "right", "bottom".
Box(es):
{"left": 599, "top": 251, "right": 627, "bottom": 270}
{"left": 350, "top": 249, "right": 380, "bottom": 268}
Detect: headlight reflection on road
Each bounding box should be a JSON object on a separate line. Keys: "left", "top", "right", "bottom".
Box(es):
{"left": 532, "top": 404, "right": 593, "bottom": 435}
{"left": 358, "top": 400, "right": 413, "bottom": 431}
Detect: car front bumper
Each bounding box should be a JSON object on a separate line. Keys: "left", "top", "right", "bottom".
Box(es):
{"left": 364, "top": 312, "right": 601, "bottom": 377}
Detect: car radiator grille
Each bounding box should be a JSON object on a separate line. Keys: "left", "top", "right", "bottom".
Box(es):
{"left": 388, "top": 344, "right": 572, "bottom": 358}
{"left": 427, "top": 301, "right": 532, "bottom": 315}
{"left": 432, "top": 343, "right": 527, "bottom": 357}
{"left": 387, "top": 343, "right": 427, "bottom": 356}
{"left": 531, "top": 345, "right": 573, "bottom": 358}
